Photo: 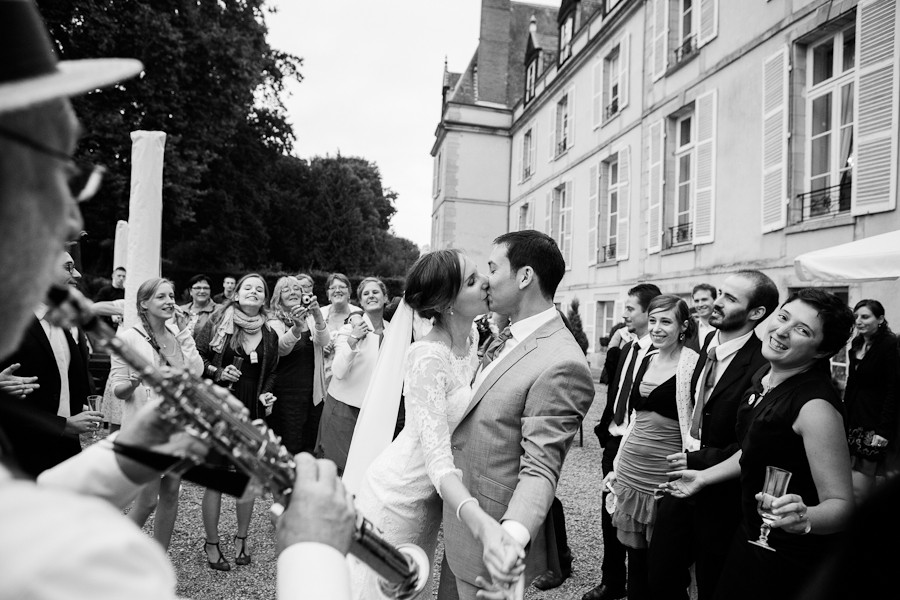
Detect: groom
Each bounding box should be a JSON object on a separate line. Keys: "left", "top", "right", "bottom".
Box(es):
{"left": 439, "top": 231, "right": 595, "bottom": 599}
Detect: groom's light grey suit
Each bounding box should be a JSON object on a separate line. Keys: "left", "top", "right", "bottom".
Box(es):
{"left": 441, "top": 312, "right": 594, "bottom": 597}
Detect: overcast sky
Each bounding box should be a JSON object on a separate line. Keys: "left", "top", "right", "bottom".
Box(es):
{"left": 267, "top": 0, "right": 559, "bottom": 248}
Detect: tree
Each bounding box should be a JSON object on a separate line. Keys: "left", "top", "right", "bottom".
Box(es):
{"left": 567, "top": 297, "right": 590, "bottom": 355}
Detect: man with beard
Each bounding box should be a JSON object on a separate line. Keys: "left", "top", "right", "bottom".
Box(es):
{"left": 647, "top": 270, "right": 779, "bottom": 599}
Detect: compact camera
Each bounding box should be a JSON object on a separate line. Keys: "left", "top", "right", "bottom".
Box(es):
{"left": 301, "top": 294, "right": 313, "bottom": 306}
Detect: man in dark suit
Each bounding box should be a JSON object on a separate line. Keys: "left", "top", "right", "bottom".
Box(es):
{"left": 0, "top": 251, "right": 100, "bottom": 476}
{"left": 584, "top": 283, "right": 660, "bottom": 600}
{"left": 648, "top": 270, "right": 779, "bottom": 599}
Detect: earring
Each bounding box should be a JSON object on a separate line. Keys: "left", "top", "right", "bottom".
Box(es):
{"left": 449, "top": 307, "right": 454, "bottom": 316}
{"left": 679, "top": 332, "right": 685, "bottom": 341}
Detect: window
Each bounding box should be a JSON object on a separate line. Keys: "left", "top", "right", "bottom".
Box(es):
{"left": 606, "top": 158, "right": 620, "bottom": 259}
{"left": 595, "top": 301, "right": 616, "bottom": 341}
{"left": 606, "top": 48, "right": 620, "bottom": 118}
{"left": 432, "top": 150, "right": 443, "bottom": 198}
{"left": 559, "top": 15, "right": 574, "bottom": 64}
{"left": 672, "top": 114, "right": 694, "bottom": 246}
{"left": 522, "top": 126, "right": 535, "bottom": 180}
{"left": 555, "top": 94, "right": 570, "bottom": 157}
{"left": 547, "top": 182, "right": 573, "bottom": 266}
{"left": 518, "top": 202, "right": 532, "bottom": 230}
{"left": 590, "top": 148, "right": 630, "bottom": 264}
{"left": 525, "top": 58, "right": 538, "bottom": 104}
{"left": 555, "top": 184, "right": 568, "bottom": 249}
{"left": 594, "top": 35, "right": 629, "bottom": 126}
{"left": 801, "top": 26, "right": 855, "bottom": 221}
{"left": 674, "top": 0, "right": 698, "bottom": 63}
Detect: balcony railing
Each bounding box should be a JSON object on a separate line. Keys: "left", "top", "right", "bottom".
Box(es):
{"left": 601, "top": 244, "right": 617, "bottom": 262}
{"left": 665, "top": 222, "right": 692, "bottom": 249}
{"left": 556, "top": 138, "right": 568, "bottom": 156}
{"left": 605, "top": 98, "right": 620, "bottom": 120}
{"left": 674, "top": 35, "right": 698, "bottom": 64}
{"left": 523, "top": 164, "right": 533, "bottom": 180}
{"left": 792, "top": 182, "right": 851, "bottom": 223}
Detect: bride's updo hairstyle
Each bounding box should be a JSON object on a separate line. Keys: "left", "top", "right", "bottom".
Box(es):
{"left": 404, "top": 249, "right": 463, "bottom": 328}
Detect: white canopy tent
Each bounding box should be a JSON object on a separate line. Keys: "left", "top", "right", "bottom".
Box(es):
{"left": 794, "top": 229, "right": 900, "bottom": 282}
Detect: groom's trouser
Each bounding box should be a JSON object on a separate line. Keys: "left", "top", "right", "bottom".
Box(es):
{"left": 437, "top": 554, "right": 480, "bottom": 600}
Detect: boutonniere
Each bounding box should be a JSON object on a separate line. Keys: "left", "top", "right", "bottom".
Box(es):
{"left": 748, "top": 393, "right": 757, "bottom": 405}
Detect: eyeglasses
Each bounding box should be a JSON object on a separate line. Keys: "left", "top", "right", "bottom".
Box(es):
{"left": 328, "top": 285, "right": 349, "bottom": 292}
{"left": 192, "top": 286, "right": 210, "bottom": 291}
{"left": 63, "top": 263, "right": 77, "bottom": 274}
{"left": 0, "top": 126, "right": 106, "bottom": 203}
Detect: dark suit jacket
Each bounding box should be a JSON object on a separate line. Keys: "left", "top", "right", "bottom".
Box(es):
{"left": 0, "top": 317, "right": 94, "bottom": 475}
{"left": 596, "top": 340, "right": 633, "bottom": 448}
{"left": 686, "top": 331, "right": 767, "bottom": 470}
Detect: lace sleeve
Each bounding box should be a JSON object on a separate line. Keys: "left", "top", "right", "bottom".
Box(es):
{"left": 404, "top": 344, "right": 463, "bottom": 497}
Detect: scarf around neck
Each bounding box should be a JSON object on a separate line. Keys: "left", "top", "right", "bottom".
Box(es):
{"left": 210, "top": 305, "right": 266, "bottom": 353}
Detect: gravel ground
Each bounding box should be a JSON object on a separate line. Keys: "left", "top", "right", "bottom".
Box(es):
{"left": 129, "top": 383, "right": 611, "bottom": 600}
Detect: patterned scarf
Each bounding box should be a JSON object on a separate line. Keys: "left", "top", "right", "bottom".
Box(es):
{"left": 210, "top": 305, "right": 266, "bottom": 353}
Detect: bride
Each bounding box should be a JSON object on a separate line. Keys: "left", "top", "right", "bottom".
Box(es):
{"left": 343, "top": 249, "right": 523, "bottom": 599}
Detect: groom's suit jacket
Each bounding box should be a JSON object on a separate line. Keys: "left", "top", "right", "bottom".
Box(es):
{"left": 443, "top": 313, "right": 594, "bottom": 586}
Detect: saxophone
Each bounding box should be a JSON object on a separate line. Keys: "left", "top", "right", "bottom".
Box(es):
{"left": 47, "top": 285, "right": 429, "bottom": 600}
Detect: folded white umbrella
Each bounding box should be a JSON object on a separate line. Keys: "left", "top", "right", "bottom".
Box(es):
{"left": 794, "top": 229, "right": 900, "bottom": 282}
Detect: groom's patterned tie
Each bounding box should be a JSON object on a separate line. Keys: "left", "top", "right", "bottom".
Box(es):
{"left": 480, "top": 326, "right": 513, "bottom": 370}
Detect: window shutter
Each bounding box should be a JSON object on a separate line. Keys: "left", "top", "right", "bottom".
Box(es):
{"left": 530, "top": 121, "right": 538, "bottom": 176}
{"left": 648, "top": 119, "right": 664, "bottom": 254}
{"left": 599, "top": 162, "right": 609, "bottom": 256}
{"left": 588, "top": 164, "right": 599, "bottom": 265}
{"left": 516, "top": 135, "right": 524, "bottom": 184}
{"left": 592, "top": 58, "right": 603, "bottom": 128}
{"left": 564, "top": 181, "right": 574, "bottom": 268}
{"left": 567, "top": 87, "right": 576, "bottom": 148}
{"left": 697, "top": 0, "right": 718, "bottom": 48}
{"left": 527, "top": 198, "right": 535, "bottom": 229}
{"left": 651, "top": 0, "right": 668, "bottom": 81}
{"left": 432, "top": 154, "right": 439, "bottom": 197}
{"left": 545, "top": 192, "right": 552, "bottom": 233}
{"left": 586, "top": 299, "right": 595, "bottom": 353}
{"left": 549, "top": 109, "right": 557, "bottom": 161}
{"left": 617, "top": 146, "right": 631, "bottom": 261}
{"left": 853, "top": 0, "right": 899, "bottom": 216}
{"left": 619, "top": 33, "right": 630, "bottom": 110}
{"left": 552, "top": 191, "right": 561, "bottom": 244}
{"left": 761, "top": 47, "right": 789, "bottom": 233}
{"left": 693, "top": 89, "right": 717, "bottom": 245}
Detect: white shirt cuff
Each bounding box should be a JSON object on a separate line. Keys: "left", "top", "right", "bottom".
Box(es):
{"left": 501, "top": 519, "right": 531, "bottom": 548}
{"left": 277, "top": 543, "right": 351, "bottom": 600}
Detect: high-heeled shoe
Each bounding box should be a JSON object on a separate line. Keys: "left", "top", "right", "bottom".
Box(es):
{"left": 204, "top": 540, "right": 231, "bottom": 571}
{"left": 234, "top": 535, "right": 251, "bottom": 566}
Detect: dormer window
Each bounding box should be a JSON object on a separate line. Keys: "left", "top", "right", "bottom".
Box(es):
{"left": 559, "top": 15, "right": 574, "bottom": 64}
{"left": 525, "top": 58, "right": 537, "bottom": 104}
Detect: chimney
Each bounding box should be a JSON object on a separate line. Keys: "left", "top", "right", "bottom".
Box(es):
{"left": 476, "top": 0, "right": 511, "bottom": 105}
{"left": 529, "top": 14, "right": 537, "bottom": 35}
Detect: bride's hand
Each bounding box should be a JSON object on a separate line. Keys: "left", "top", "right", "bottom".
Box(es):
{"left": 476, "top": 517, "right": 526, "bottom": 586}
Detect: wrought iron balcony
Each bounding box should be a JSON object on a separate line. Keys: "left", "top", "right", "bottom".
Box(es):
{"left": 674, "top": 35, "right": 698, "bottom": 64}
{"left": 665, "top": 222, "right": 692, "bottom": 249}
{"left": 792, "top": 182, "right": 851, "bottom": 223}
{"left": 601, "top": 244, "right": 617, "bottom": 262}
{"left": 605, "top": 98, "right": 620, "bottom": 119}
{"left": 556, "top": 138, "right": 568, "bottom": 156}
{"left": 523, "top": 164, "right": 533, "bottom": 180}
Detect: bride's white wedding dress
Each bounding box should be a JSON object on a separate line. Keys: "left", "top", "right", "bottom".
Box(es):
{"left": 350, "top": 335, "right": 478, "bottom": 599}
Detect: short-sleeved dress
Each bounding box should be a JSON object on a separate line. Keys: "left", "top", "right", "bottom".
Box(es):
{"left": 349, "top": 336, "right": 478, "bottom": 600}
{"left": 713, "top": 365, "right": 846, "bottom": 600}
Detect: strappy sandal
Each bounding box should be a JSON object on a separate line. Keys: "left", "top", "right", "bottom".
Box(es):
{"left": 234, "top": 535, "right": 251, "bottom": 566}
{"left": 204, "top": 540, "right": 231, "bottom": 571}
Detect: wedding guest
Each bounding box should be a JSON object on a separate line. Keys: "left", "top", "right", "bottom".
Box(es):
{"left": 93, "top": 265, "right": 125, "bottom": 328}
{"left": 845, "top": 299, "right": 899, "bottom": 503}
{"left": 109, "top": 277, "right": 203, "bottom": 550}
{"left": 268, "top": 275, "right": 330, "bottom": 454}
{"left": 316, "top": 277, "right": 387, "bottom": 472}
{"left": 213, "top": 275, "right": 236, "bottom": 304}
{"left": 686, "top": 283, "right": 717, "bottom": 352}
{"left": 318, "top": 272, "right": 363, "bottom": 386}
{"left": 195, "top": 273, "right": 279, "bottom": 570}
{"left": 664, "top": 288, "right": 855, "bottom": 600}
{"left": 179, "top": 273, "right": 217, "bottom": 337}
{"left": 605, "top": 295, "right": 698, "bottom": 600}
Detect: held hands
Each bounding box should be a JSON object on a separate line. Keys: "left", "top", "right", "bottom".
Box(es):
{"left": 659, "top": 469, "right": 704, "bottom": 498}
{"left": 275, "top": 453, "right": 356, "bottom": 556}
{"left": 871, "top": 434, "right": 889, "bottom": 448}
{"left": 474, "top": 517, "right": 526, "bottom": 590}
{"left": 0, "top": 363, "right": 39, "bottom": 398}
{"left": 761, "top": 493, "right": 811, "bottom": 535}
{"left": 666, "top": 452, "right": 688, "bottom": 471}
{"left": 65, "top": 410, "right": 105, "bottom": 435}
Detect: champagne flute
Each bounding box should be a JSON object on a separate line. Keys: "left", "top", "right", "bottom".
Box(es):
{"left": 86, "top": 394, "right": 103, "bottom": 440}
{"left": 749, "top": 466, "right": 792, "bottom": 552}
{"left": 227, "top": 357, "right": 243, "bottom": 391}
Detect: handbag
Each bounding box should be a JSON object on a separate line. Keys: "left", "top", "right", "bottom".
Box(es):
{"left": 847, "top": 426, "right": 887, "bottom": 461}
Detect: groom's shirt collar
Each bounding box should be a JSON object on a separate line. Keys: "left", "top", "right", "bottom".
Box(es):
{"left": 509, "top": 306, "right": 557, "bottom": 345}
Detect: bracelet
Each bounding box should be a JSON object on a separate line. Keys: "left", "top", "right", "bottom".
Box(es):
{"left": 456, "top": 496, "right": 478, "bottom": 521}
{"left": 350, "top": 335, "right": 360, "bottom": 342}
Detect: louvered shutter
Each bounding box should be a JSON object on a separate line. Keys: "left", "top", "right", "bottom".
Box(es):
{"left": 545, "top": 192, "right": 552, "bottom": 233}
{"left": 853, "top": 0, "right": 899, "bottom": 215}
{"left": 529, "top": 121, "right": 537, "bottom": 176}
{"left": 567, "top": 87, "right": 576, "bottom": 148}
{"left": 648, "top": 120, "right": 664, "bottom": 254}
{"left": 619, "top": 33, "right": 630, "bottom": 110}
{"left": 697, "top": 0, "right": 718, "bottom": 48}
{"left": 588, "top": 164, "right": 599, "bottom": 265}
{"left": 564, "top": 181, "right": 574, "bottom": 269}
{"left": 586, "top": 299, "right": 595, "bottom": 353}
{"left": 527, "top": 198, "right": 535, "bottom": 229}
{"left": 761, "top": 47, "right": 789, "bottom": 232}
{"left": 651, "top": 0, "right": 668, "bottom": 81}
{"left": 592, "top": 59, "right": 603, "bottom": 128}
{"left": 516, "top": 135, "right": 524, "bottom": 184}
{"left": 549, "top": 108, "right": 557, "bottom": 161}
{"left": 617, "top": 147, "right": 631, "bottom": 260}
{"left": 693, "top": 89, "right": 717, "bottom": 245}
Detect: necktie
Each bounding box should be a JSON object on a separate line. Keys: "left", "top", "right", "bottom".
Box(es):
{"left": 613, "top": 345, "right": 641, "bottom": 426}
{"left": 481, "top": 326, "right": 512, "bottom": 370}
{"left": 690, "top": 346, "right": 718, "bottom": 439}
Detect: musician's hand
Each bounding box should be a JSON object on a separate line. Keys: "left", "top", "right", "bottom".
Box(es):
{"left": 276, "top": 453, "right": 355, "bottom": 556}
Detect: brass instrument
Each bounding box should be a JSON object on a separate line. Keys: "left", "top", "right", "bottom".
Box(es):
{"left": 48, "top": 285, "right": 429, "bottom": 599}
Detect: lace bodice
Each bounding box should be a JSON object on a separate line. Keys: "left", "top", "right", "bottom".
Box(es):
{"left": 402, "top": 335, "right": 479, "bottom": 496}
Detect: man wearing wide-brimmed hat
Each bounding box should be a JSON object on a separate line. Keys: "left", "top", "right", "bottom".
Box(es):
{"left": 0, "top": 2, "right": 355, "bottom": 598}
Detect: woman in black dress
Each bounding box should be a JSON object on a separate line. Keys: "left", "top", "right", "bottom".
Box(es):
{"left": 195, "top": 274, "right": 279, "bottom": 570}
{"left": 845, "top": 299, "right": 899, "bottom": 503}
{"left": 267, "top": 276, "right": 330, "bottom": 454}
{"left": 664, "top": 288, "right": 855, "bottom": 600}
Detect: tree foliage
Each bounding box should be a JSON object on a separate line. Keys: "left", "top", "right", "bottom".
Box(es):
{"left": 38, "top": 0, "right": 419, "bottom": 280}
{"left": 567, "top": 297, "right": 590, "bottom": 355}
